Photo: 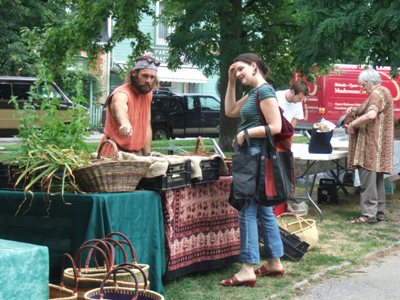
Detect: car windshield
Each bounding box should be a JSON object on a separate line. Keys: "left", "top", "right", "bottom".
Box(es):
{"left": 200, "top": 96, "right": 220, "bottom": 111}
{"left": 37, "top": 85, "right": 63, "bottom": 101}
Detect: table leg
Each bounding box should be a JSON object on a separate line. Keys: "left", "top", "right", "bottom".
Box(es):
{"left": 305, "top": 161, "right": 324, "bottom": 221}
{"left": 328, "top": 160, "right": 349, "bottom": 194}
{"left": 295, "top": 160, "right": 324, "bottom": 221}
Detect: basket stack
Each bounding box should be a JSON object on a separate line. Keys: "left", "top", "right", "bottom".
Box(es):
{"left": 63, "top": 232, "right": 151, "bottom": 299}
{"left": 73, "top": 139, "right": 150, "bottom": 193}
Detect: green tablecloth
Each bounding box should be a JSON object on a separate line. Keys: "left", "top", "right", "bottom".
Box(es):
{"left": 0, "top": 190, "right": 166, "bottom": 293}
{"left": 0, "top": 239, "right": 49, "bottom": 299}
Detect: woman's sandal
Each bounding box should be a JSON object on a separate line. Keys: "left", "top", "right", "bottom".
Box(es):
{"left": 351, "top": 215, "right": 378, "bottom": 224}
{"left": 219, "top": 275, "right": 256, "bottom": 287}
{"left": 254, "top": 265, "right": 285, "bottom": 277}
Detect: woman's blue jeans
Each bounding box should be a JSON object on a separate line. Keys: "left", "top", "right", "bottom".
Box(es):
{"left": 238, "top": 146, "right": 284, "bottom": 264}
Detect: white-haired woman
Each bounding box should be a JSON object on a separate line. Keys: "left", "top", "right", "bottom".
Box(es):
{"left": 345, "top": 67, "right": 394, "bottom": 224}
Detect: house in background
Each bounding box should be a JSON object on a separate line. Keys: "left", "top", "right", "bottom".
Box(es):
{"left": 108, "top": 1, "right": 219, "bottom": 99}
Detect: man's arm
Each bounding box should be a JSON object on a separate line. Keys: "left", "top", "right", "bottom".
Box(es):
{"left": 110, "top": 92, "right": 132, "bottom": 136}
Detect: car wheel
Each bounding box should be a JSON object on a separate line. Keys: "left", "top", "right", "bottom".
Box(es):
{"left": 153, "top": 126, "right": 170, "bottom": 140}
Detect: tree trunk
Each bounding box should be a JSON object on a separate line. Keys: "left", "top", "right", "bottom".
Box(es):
{"left": 218, "top": 0, "right": 245, "bottom": 152}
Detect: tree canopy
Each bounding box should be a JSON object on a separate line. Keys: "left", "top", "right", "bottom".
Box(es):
{"left": 7, "top": 0, "right": 400, "bottom": 146}
{"left": 160, "top": 0, "right": 298, "bottom": 148}
{"left": 0, "top": 0, "right": 67, "bottom": 76}
{"left": 293, "top": 0, "right": 400, "bottom": 77}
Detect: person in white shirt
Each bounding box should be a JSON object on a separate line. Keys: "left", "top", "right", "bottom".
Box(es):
{"left": 276, "top": 80, "right": 309, "bottom": 128}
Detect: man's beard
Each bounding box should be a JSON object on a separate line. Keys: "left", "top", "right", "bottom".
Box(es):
{"left": 131, "top": 74, "right": 152, "bottom": 94}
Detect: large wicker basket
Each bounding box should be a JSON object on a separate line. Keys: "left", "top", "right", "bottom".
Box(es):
{"left": 49, "top": 284, "right": 77, "bottom": 300}
{"left": 50, "top": 253, "right": 78, "bottom": 300}
{"left": 277, "top": 212, "right": 319, "bottom": 250}
{"left": 84, "top": 266, "right": 164, "bottom": 300}
{"left": 73, "top": 139, "right": 150, "bottom": 193}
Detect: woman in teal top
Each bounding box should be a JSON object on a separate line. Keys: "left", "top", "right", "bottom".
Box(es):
{"left": 220, "top": 53, "right": 285, "bottom": 287}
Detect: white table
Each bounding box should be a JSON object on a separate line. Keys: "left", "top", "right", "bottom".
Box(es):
{"left": 292, "top": 143, "right": 348, "bottom": 221}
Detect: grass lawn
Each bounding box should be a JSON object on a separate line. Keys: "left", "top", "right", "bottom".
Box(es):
{"left": 0, "top": 135, "right": 309, "bottom": 161}
{"left": 162, "top": 187, "right": 400, "bottom": 300}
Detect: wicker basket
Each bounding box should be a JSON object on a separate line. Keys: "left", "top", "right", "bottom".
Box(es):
{"left": 65, "top": 234, "right": 150, "bottom": 290}
{"left": 182, "top": 136, "right": 214, "bottom": 156}
{"left": 49, "top": 284, "right": 77, "bottom": 300}
{"left": 84, "top": 266, "right": 164, "bottom": 300}
{"left": 64, "top": 243, "right": 149, "bottom": 300}
{"left": 277, "top": 212, "right": 319, "bottom": 250}
{"left": 224, "top": 158, "right": 232, "bottom": 176}
{"left": 50, "top": 253, "right": 78, "bottom": 300}
{"left": 73, "top": 139, "right": 150, "bottom": 193}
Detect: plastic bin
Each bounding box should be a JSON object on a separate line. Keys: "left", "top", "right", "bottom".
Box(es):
{"left": 138, "top": 161, "right": 191, "bottom": 191}
{"left": 192, "top": 158, "right": 220, "bottom": 184}
{"left": 280, "top": 228, "right": 310, "bottom": 261}
{"left": 258, "top": 222, "right": 309, "bottom": 261}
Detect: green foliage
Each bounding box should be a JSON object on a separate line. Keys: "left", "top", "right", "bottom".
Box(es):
{"left": 35, "top": 0, "right": 155, "bottom": 73}
{"left": 9, "top": 68, "right": 91, "bottom": 194}
{"left": 56, "top": 70, "right": 102, "bottom": 106}
{"left": 15, "top": 81, "right": 90, "bottom": 153}
{"left": 293, "top": 0, "right": 400, "bottom": 77}
{"left": 162, "top": 0, "right": 298, "bottom": 85}
{"left": 0, "top": 0, "right": 68, "bottom": 76}
{"left": 161, "top": 0, "right": 299, "bottom": 150}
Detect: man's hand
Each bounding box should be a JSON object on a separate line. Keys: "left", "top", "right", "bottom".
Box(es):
{"left": 119, "top": 122, "right": 132, "bottom": 136}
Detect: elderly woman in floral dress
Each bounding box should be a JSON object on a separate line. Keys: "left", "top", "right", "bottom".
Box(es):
{"left": 345, "top": 67, "right": 394, "bottom": 224}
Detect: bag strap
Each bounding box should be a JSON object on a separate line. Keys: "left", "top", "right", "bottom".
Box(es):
{"left": 255, "top": 86, "right": 268, "bottom": 125}
{"left": 255, "top": 84, "right": 294, "bottom": 148}
{"left": 263, "top": 125, "right": 276, "bottom": 150}
{"left": 233, "top": 128, "right": 251, "bottom": 153}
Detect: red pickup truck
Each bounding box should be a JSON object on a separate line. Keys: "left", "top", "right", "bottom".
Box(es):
{"left": 293, "top": 64, "right": 400, "bottom": 130}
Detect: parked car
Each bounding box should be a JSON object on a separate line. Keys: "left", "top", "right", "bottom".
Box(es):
{"left": 100, "top": 89, "right": 221, "bottom": 140}
{"left": 0, "top": 76, "right": 74, "bottom": 137}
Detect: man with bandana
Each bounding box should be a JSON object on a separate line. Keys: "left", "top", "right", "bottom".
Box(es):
{"left": 101, "top": 54, "right": 159, "bottom": 156}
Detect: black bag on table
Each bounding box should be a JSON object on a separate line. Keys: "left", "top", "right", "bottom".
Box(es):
{"left": 308, "top": 129, "right": 333, "bottom": 154}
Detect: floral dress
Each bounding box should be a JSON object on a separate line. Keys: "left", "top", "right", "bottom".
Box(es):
{"left": 347, "top": 86, "right": 394, "bottom": 174}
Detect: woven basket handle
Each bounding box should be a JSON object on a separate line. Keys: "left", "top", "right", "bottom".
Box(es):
{"left": 59, "top": 253, "right": 78, "bottom": 292}
{"left": 102, "top": 237, "right": 129, "bottom": 264}
{"left": 116, "top": 262, "right": 149, "bottom": 289}
{"left": 106, "top": 232, "right": 137, "bottom": 264}
{"left": 99, "top": 266, "right": 139, "bottom": 299}
{"left": 194, "top": 136, "right": 206, "bottom": 154}
{"left": 277, "top": 212, "right": 313, "bottom": 230}
{"left": 80, "top": 239, "right": 115, "bottom": 268}
{"left": 73, "top": 244, "right": 111, "bottom": 273}
{"left": 97, "top": 138, "right": 119, "bottom": 160}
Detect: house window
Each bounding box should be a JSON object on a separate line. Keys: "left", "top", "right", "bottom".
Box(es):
{"left": 156, "top": 1, "right": 173, "bottom": 45}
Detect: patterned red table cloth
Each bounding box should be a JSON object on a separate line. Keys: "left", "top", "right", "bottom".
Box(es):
{"left": 162, "top": 176, "right": 240, "bottom": 281}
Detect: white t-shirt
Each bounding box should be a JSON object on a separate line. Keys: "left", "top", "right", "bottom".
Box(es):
{"left": 276, "top": 90, "right": 304, "bottom": 122}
